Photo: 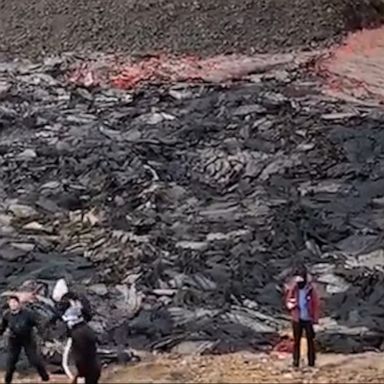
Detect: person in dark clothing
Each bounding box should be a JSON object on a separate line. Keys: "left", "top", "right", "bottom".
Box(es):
{"left": 0, "top": 295, "right": 50, "bottom": 384}
{"left": 284, "top": 267, "right": 320, "bottom": 368}
{"left": 51, "top": 290, "right": 101, "bottom": 384}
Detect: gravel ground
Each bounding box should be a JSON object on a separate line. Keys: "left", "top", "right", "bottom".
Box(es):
{"left": 7, "top": 352, "right": 384, "bottom": 383}
{"left": 99, "top": 352, "right": 384, "bottom": 383}
{"left": 0, "top": 0, "right": 383, "bottom": 58}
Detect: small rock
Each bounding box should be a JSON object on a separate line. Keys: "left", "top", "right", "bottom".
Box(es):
{"left": 55, "top": 141, "right": 71, "bottom": 153}
{"left": 135, "top": 112, "right": 176, "bottom": 125}
{"left": 75, "top": 88, "right": 93, "bottom": 101}
{"left": 317, "top": 273, "right": 350, "bottom": 294}
{"left": 22, "top": 221, "right": 49, "bottom": 233}
{"left": 114, "top": 196, "right": 125, "bottom": 207}
{"left": 169, "top": 89, "right": 194, "bottom": 100}
{"left": 0, "top": 225, "right": 14, "bottom": 235}
{"left": 321, "top": 112, "right": 358, "bottom": 120}
{"left": 41, "top": 181, "right": 61, "bottom": 190}
{"left": 176, "top": 241, "right": 209, "bottom": 251}
{"left": 0, "top": 81, "right": 11, "bottom": 98}
{"left": 0, "top": 105, "right": 17, "bottom": 118}
{"left": 171, "top": 340, "right": 215, "bottom": 355}
{"left": 89, "top": 284, "right": 109, "bottom": 296}
{"left": 233, "top": 104, "right": 266, "bottom": 116}
{"left": 206, "top": 232, "right": 229, "bottom": 241}
{"left": 122, "top": 273, "right": 142, "bottom": 285}
{"left": 8, "top": 204, "right": 38, "bottom": 219}
{"left": 267, "top": 69, "right": 290, "bottom": 82}
{"left": 17, "top": 149, "right": 37, "bottom": 160}
{"left": 0, "top": 214, "right": 12, "bottom": 226}
{"left": 372, "top": 196, "right": 384, "bottom": 206}
{"left": 83, "top": 210, "right": 101, "bottom": 226}
{"left": 35, "top": 198, "right": 61, "bottom": 214}
{"left": 248, "top": 74, "right": 263, "bottom": 83}
{"left": 152, "top": 289, "right": 176, "bottom": 296}
{"left": 11, "top": 242, "right": 35, "bottom": 252}
{"left": 348, "top": 249, "right": 384, "bottom": 270}
{"left": 297, "top": 143, "right": 315, "bottom": 152}
{"left": 0, "top": 243, "right": 29, "bottom": 261}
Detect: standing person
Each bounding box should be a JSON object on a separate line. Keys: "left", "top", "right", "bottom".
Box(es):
{"left": 0, "top": 295, "right": 50, "bottom": 384}
{"left": 51, "top": 285, "right": 101, "bottom": 384}
{"left": 284, "top": 267, "right": 320, "bottom": 368}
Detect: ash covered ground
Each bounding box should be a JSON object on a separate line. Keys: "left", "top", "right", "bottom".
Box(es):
{"left": 1, "top": 53, "right": 384, "bottom": 374}
{"left": 0, "top": 0, "right": 383, "bottom": 58}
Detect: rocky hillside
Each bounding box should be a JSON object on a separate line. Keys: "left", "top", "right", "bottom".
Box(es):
{"left": 0, "top": 0, "right": 383, "bottom": 58}
{"left": 1, "top": 53, "right": 384, "bottom": 368}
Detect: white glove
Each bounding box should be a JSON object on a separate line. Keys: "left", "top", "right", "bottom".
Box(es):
{"left": 287, "top": 298, "right": 297, "bottom": 310}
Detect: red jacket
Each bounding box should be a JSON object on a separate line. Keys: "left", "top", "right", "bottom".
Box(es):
{"left": 284, "top": 277, "right": 320, "bottom": 324}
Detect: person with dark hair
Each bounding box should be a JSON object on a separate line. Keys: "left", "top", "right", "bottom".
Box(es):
{"left": 0, "top": 295, "right": 50, "bottom": 384}
{"left": 51, "top": 289, "right": 101, "bottom": 384}
{"left": 284, "top": 267, "right": 320, "bottom": 368}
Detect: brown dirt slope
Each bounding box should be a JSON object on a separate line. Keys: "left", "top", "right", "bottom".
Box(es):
{"left": 0, "top": 0, "right": 383, "bottom": 58}
{"left": 106, "top": 352, "right": 384, "bottom": 383}
{"left": 11, "top": 352, "right": 384, "bottom": 383}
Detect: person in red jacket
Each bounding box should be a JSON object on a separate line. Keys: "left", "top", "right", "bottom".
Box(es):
{"left": 284, "top": 266, "right": 320, "bottom": 368}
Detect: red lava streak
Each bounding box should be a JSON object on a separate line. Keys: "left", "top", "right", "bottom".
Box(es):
{"left": 317, "top": 26, "right": 384, "bottom": 102}
{"left": 67, "top": 27, "right": 384, "bottom": 103}
{"left": 67, "top": 53, "right": 316, "bottom": 90}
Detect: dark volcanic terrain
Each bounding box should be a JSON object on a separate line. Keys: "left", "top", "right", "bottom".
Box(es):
{"left": 1, "top": 56, "right": 384, "bottom": 371}
{"left": 0, "top": 0, "right": 383, "bottom": 58}
{"left": 1, "top": 0, "right": 384, "bottom": 379}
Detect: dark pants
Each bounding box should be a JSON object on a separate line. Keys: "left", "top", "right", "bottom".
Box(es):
{"left": 5, "top": 336, "right": 49, "bottom": 384}
{"left": 292, "top": 320, "right": 315, "bottom": 367}
{"left": 70, "top": 323, "right": 101, "bottom": 384}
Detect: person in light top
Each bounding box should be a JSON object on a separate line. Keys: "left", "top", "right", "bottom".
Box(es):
{"left": 50, "top": 280, "right": 101, "bottom": 384}
{"left": 284, "top": 266, "right": 320, "bottom": 368}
